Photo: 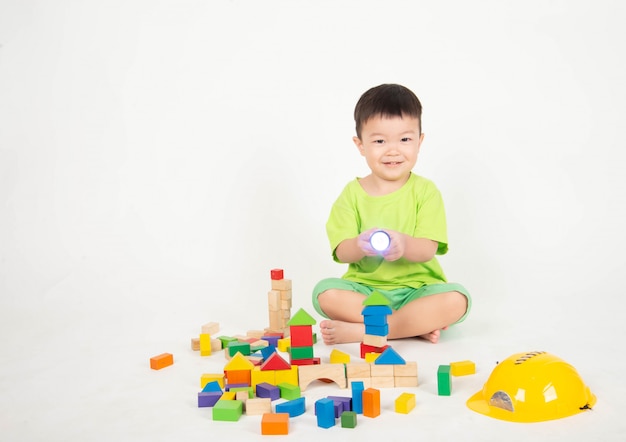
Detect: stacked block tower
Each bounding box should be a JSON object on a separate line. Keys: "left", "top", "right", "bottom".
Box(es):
{"left": 359, "top": 291, "right": 393, "bottom": 359}
{"left": 287, "top": 308, "right": 319, "bottom": 366}
{"left": 267, "top": 268, "right": 292, "bottom": 336}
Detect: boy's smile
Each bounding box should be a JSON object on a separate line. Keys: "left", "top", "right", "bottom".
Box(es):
{"left": 353, "top": 115, "right": 424, "bottom": 193}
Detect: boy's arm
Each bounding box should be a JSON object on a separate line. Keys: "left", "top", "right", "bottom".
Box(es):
{"left": 386, "top": 232, "right": 438, "bottom": 263}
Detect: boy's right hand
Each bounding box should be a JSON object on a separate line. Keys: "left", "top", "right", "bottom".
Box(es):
{"left": 358, "top": 228, "right": 383, "bottom": 257}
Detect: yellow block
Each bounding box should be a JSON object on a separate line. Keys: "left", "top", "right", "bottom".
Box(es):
{"left": 450, "top": 360, "right": 476, "bottom": 376}
{"left": 330, "top": 349, "right": 351, "bottom": 364}
{"left": 277, "top": 337, "right": 291, "bottom": 353}
{"left": 251, "top": 366, "right": 275, "bottom": 388}
{"left": 395, "top": 392, "right": 416, "bottom": 414}
{"left": 364, "top": 352, "right": 380, "bottom": 363}
{"left": 199, "top": 333, "right": 211, "bottom": 356}
{"left": 221, "top": 391, "right": 236, "bottom": 400}
{"left": 201, "top": 373, "right": 225, "bottom": 389}
{"left": 274, "top": 366, "right": 299, "bottom": 386}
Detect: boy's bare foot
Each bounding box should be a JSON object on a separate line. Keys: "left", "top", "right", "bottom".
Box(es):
{"left": 319, "top": 320, "right": 364, "bottom": 345}
{"left": 418, "top": 326, "right": 448, "bottom": 343}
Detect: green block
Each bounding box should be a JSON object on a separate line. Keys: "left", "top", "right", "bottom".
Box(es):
{"left": 312, "top": 332, "right": 317, "bottom": 344}
{"left": 437, "top": 365, "right": 451, "bottom": 396}
{"left": 277, "top": 382, "right": 301, "bottom": 400}
{"left": 218, "top": 336, "right": 238, "bottom": 348}
{"left": 227, "top": 341, "right": 251, "bottom": 357}
{"left": 212, "top": 400, "right": 243, "bottom": 421}
{"left": 290, "top": 345, "right": 314, "bottom": 360}
{"left": 341, "top": 411, "right": 357, "bottom": 428}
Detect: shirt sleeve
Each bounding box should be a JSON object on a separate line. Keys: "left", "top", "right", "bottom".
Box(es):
{"left": 413, "top": 182, "right": 448, "bottom": 255}
{"left": 325, "top": 183, "right": 360, "bottom": 262}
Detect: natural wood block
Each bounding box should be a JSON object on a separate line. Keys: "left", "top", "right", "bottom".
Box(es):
{"left": 271, "top": 279, "right": 292, "bottom": 290}
{"left": 245, "top": 398, "right": 272, "bottom": 415}
{"left": 363, "top": 334, "right": 388, "bottom": 347}
{"left": 393, "top": 361, "right": 418, "bottom": 377}
{"left": 191, "top": 338, "right": 200, "bottom": 351}
{"left": 394, "top": 376, "right": 418, "bottom": 387}
{"left": 201, "top": 322, "right": 220, "bottom": 335}
{"left": 371, "top": 376, "right": 395, "bottom": 388}
{"left": 370, "top": 364, "right": 393, "bottom": 377}
{"left": 346, "top": 363, "right": 371, "bottom": 378}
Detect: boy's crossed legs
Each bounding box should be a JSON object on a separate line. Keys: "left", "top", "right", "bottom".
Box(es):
{"left": 313, "top": 280, "right": 470, "bottom": 345}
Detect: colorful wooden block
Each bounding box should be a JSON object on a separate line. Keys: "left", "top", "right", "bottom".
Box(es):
{"left": 277, "top": 382, "right": 301, "bottom": 400}
{"left": 256, "top": 382, "right": 281, "bottom": 401}
{"left": 330, "top": 349, "right": 351, "bottom": 364}
{"left": 450, "top": 360, "right": 476, "bottom": 376}
{"left": 315, "top": 398, "right": 336, "bottom": 429}
{"left": 351, "top": 381, "right": 365, "bottom": 414}
{"left": 227, "top": 341, "right": 251, "bottom": 357}
{"left": 212, "top": 400, "right": 243, "bottom": 421}
{"left": 261, "top": 412, "right": 289, "bottom": 435}
{"left": 277, "top": 337, "right": 291, "bottom": 352}
{"left": 362, "top": 388, "right": 381, "bottom": 418}
{"left": 200, "top": 333, "right": 211, "bottom": 356}
{"left": 198, "top": 391, "right": 221, "bottom": 407}
{"left": 438, "top": 365, "right": 451, "bottom": 396}
{"left": 202, "top": 380, "right": 223, "bottom": 393}
{"left": 275, "top": 397, "right": 306, "bottom": 417}
{"left": 150, "top": 353, "right": 173, "bottom": 370}
{"left": 274, "top": 366, "right": 299, "bottom": 386}
{"left": 290, "top": 345, "right": 314, "bottom": 360}
{"left": 289, "top": 325, "right": 314, "bottom": 347}
{"left": 374, "top": 347, "right": 406, "bottom": 365}
{"left": 251, "top": 366, "right": 275, "bottom": 387}
{"left": 364, "top": 324, "right": 389, "bottom": 337}
{"left": 270, "top": 268, "right": 284, "bottom": 280}
{"left": 201, "top": 373, "right": 225, "bottom": 389}
{"left": 341, "top": 411, "right": 357, "bottom": 428}
{"left": 395, "top": 392, "right": 416, "bottom": 414}
{"left": 260, "top": 352, "right": 291, "bottom": 371}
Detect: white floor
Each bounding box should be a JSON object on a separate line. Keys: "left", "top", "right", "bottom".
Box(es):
{"left": 1, "top": 280, "right": 624, "bottom": 442}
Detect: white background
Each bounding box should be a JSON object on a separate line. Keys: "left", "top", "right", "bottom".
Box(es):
{"left": 1, "top": 1, "right": 625, "bottom": 441}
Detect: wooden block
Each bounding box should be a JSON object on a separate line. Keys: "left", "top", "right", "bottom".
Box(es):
{"left": 274, "top": 366, "right": 299, "bottom": 386}
{"left": 235, "top": 390, "right": 250, "bottom": 402}
{"left": 150, "top": 353, "right": 173, "bottom": 370}
{"left": 191, "top": 338, "right": 200, "bottom": 351}
{"left": 211, "top": 338, "right": 222, "bottom": 353}
{"left": 201, "top": 373, "right": 225, "bottom": 389}
{"left": 251, "top": 366, "right": 275, "bottom": 388}
{"left": 370, "top": 376, "right": 395, "bottom": 388}
{"left": 394, "top": 361, "right": 418, "bottom": 377}
{"left": 437, "top": 365, "right": 451, "bottom": 396}
{"left": 363, "top": 334, "right": 388, "bottom": 347}
{"left": 277, "top": 337, "right": 291, "bottom": 353}
{"left": 364, "top": 353, "right": 380, "bottom": 363}
{"left": 201, "top": 322, "right": 220, "bottom": 335}
{"left": 261, "top": 412, "right": 289, "bottom": 435}
{"left": 346, "top": 363, "right": 371, "bottom": 379}
{"left": 268, "top": 290, "right": 281, "bottom": 310}
{"left": 245, "top": 398, "right": 272, "bottom": 415}
{"left": 270, "top": 268, "right": 284, "bottom": 280}
{"left": 271, "top": 278, "right": 292, "bottom": 290}
{"left": 370, "top": 364, "right": 393, "bottom": 377}
{"left": 330, "top": 349, "right": 351, "bottom": 364}
{"left": 212, "top": 399, "right": 243, "bottom": 421}
{"left": 298, "top": 364, "right": 346, "bottom": 390}
{"left": 450, "top": 360, "right": 476, "bottom": 376}
{"left": 394, "top": 376, "right": 418, "bottom": 387}
{"left": 347, "top": 377, "right": 371, "bottom": 389}
{"left": 199, "top": 333, "right": 211, "bottom": 356}
{"left": 362, "top": 388, "right": 381, "bottom": 418}
{"left": 246, "top": 330, "right": 266, "bottom": 339}
{"left": 269, "top": 310, "right": 282, "bottom": 329}
{"left": 279, "top": 290, "right": 292, "bottom": 300}
{"left": 281, "top": 299, "right": 292, "bottom": 310}
{"left": 395, "top": 392, "right": 416, "bottom": 414}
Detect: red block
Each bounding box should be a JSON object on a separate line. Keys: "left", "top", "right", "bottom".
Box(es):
{"left": 270, "top": 269, "right": 284, "bottom": 280}
{"left": 290, "top": 357, "right": 320, "bottom": 366}
{"left": 360, "top": 342, "right": 388, "bottom": 359}
{"left": 289, "top": 325, "right": 313, "bottom": 347}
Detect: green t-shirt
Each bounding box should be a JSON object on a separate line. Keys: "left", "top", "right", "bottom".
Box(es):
{"left": 326, "top": 173, "right": 448, "bottom": 290}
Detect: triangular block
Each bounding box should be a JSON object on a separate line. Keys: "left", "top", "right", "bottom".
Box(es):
{"left": 374, "top": 347, "right": 406, "bottom": 365}
{"left": 287, "top": 308, "right": 317, "bottom": 326}
{"left": 260, "top": 352, "right": 291, "bottom": 371}
{"left": 225, "top": 352, "right": 255, "bottom": 371}
{"left": 363, "top": 291, "right": 391, "bottom": 306}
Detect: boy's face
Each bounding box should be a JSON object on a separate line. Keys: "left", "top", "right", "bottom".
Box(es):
{"left": 353, "top": 114, "right": 424, "bottom": 184}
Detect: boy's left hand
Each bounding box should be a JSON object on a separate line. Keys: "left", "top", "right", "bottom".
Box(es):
{"left": 381, "top": 230, "right": 406, "bottom": 262}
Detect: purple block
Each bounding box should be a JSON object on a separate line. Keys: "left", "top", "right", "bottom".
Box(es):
{"left": 198, "top": 391, "right": 221, "bottom": 408}
{"left": 328, "top": 396, "right": 352, "bottom": 414}
{"left": 256, "top": 382, "right": 280, "bottom": 401}
{"left": 225, "top": 383, "right": 248, "bottom": 391}
{"left": 262, "top": 336, "right": 280, "bottom": 347}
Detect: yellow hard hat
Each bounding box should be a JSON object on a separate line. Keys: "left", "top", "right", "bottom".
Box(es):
{"left": 467, "top": 351, "right": 596, "bottom": 423}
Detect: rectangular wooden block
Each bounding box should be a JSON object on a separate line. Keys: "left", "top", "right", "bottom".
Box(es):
{"left": 201, "top": 322, "right": 220, "bottom": 335}
{"left": 450, "top": 360, "right": 476, "bottom": 376}
{"left": 394, "top": 361, "right": 418, "bottom": 377}
{"left": 370, "top": 364, "right": 393, "bottom": 377}
{"left": 346, "top": 363, "right": 371, "bottom": 378}
{"left": 271, "top": 279, "right": 292, "bottom": 290}
{"left": 363, "top": 334, "right": 388, "bottom": 347}
{"left": 150, "top": 353, "right": 173, "bottom": 370}
{"left": 394, "top": 376, "right": 418, "bottom": 387}
{"left": 245, "top": 397, "right": 272, "bottom": 415}
{"left": 371, "top": 376, "right": 395, "bottom": 388}
{"left": 199, "top": 333, "right": 211, "bottom": 356}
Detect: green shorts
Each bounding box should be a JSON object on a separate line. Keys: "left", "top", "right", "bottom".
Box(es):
{"left": 312, "top": 278, "right": 471, "bottom": 324}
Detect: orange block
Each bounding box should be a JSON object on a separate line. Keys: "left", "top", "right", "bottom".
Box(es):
{"left": 261, "top": 413, "right": 289, "bottom": 435}
{"left": 150, "top": 353, "right": 173, "bottom": 370}
{"left": 363, "top": 388, "right": 381, "bottom": 417}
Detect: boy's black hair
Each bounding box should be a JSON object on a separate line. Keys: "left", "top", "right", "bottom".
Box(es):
{"left": 354, "top": 84, "right": 422, "bottom": 138}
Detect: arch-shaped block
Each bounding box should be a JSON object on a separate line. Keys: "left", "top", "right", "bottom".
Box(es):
{"left": 298, "top": 364, "right": 347, "bottom": 391}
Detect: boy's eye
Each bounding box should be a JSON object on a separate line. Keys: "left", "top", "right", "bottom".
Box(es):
{"left": 374, "top": 139, "right": 385, "bottom": 144}
{"left": 401, "top": 137, "right": 411, "bottom": 142}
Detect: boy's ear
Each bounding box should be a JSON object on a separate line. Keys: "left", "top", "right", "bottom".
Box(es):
{"left": 353, "top": 136, "right": 365, "bottom": 155}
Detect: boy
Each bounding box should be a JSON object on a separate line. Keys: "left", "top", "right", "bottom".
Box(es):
{"left": 312, "top": 84, "right": 471, "bottom": 345}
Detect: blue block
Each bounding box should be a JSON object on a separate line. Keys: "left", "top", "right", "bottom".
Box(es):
{"left": 374, "top": 346, "right": 406, "bottom": 365}
{"left": 365, "top": 324, "right": 389, "bottom": 336}
{"left": 351, "top": 381, "right": 364, "bottom": 414}
{"left": 198, "top": 391, "right": 221, "bottom": 407}
{"left": 202, "top": 380, "right": 223, "bottom": 393}
{"left": 275, "top": 397, "right": 306, "bottom": 417}
{"left": 363, "top": 315, "right": 388, "bottom": 326}
{"left": 315, "top": 398, "right": 336, "bottom": 429}
{"left": 260, "top": 345, "right": 276, "bottom": 360}
{"left": 361, "top": 305, "right": 393, "bottom": 316}
{"left": 256, "top": 382, "right": 281, "bottom": 401}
